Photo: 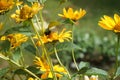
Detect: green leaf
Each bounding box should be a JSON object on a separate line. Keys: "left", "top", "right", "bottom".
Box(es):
{"left": 114, "top": 67, "right": 120, "bottom": 79}
{"left": 78, "top": 61, "right": 90, "bottom": 74}
{"left": 24, "top": 44, "right": 36, "bottom": 55}
{"left": 27, "top": 0, "right": 38, "bottom": 2}
{"left": 85, "top": 68, "right": 108, "bottom": 77}
{"left": 27, "top": 66, "right": 41, "bottom": 74}
{"left": 14, "top": 69, "right": 27, "bottom": 75}
{"left": 63, "top": 19, "right": 75, "bottom": 25}
{"left": 0, "top": 67, "right": 9, "bottom": 77}
{"left": 14, "top": 66, "right": 41, "bottom": 75}
{"left": 12, "top": 48, "right": 21, "bottom": 63}
{"left": 79, "top": 61, "right": 90, "bottom": 70}
{"left": 46, "top": 42, "right": 81, "bottom": 54}
{"left": 40, "top": 0, "right": 47, "bottom": 3}
{"left": 0, "top": 40, "right": 10, "bottom": 52}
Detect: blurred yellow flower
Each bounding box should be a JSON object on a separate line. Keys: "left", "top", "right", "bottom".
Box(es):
{"left": 58, "top": 8, "right": 86, "bottom": 21}
{"left": 58, "top": 28, "right": 72, "bottom": 42}
{"left": 34, "top": 28, "right": 72, "bottom": 46}
{"left": 34, "top": 57, "right": 67, "bottom": 79}
{"left": 11, "top": 3, "right": 43, "bottom": 23}
{"left": 28, "top": 77, "right": 34, "bottom": 80}
{"left": 84, "top": 75, "right": 98, "bottom": 80}
{"left": 28, "top": 77, "right": 38, "bottom": 80}
{"left": 0, "top": 0, "right": 14, "bottom": 14}
{"left": 98, "top": 14, "right": 120, "bottom": 33}
{"left": 0, "top": 33, "right": 28, "bottom": 49}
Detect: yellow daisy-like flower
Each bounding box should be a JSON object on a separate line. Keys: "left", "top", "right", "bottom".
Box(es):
{"left": 34, "top": 28, "right": 72, "bottom": 46}
{"left": 34, "top": 57, "right": 67, "bottom": 79}
{"left": 98, "top": 14, "right": 120, "bottom": 33}
{"left": 0, "top": 33, "right": 28, "bottom": 49}
{"left": 84, "top": 75, "right": 98, "bottom": 80}
{"left": 0, "top": 0, "right": 14, "bottom": 14}
{"left": 58, "top": 7, "right": 86, "bottom": 21}
{"left": 11, "top": 2, "right": 43, "bottom": 23}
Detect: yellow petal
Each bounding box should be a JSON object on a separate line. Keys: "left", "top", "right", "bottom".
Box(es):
{"left": 67, "top": 8, "right": 74, "bottom": 19}
{"left": 103, "top": 15, "right": 115, "bottom": 27}
{"left": 41, "top": 72, "right": 48, "bottom": 79}
{"left": 114, "top": 14, "right": 120, "bottom": 23}
{"left": 63, "top": 8, "right": 67, "bottom": 17}
{"left": 98, "top": 21, "right": 113, "bottom": 30}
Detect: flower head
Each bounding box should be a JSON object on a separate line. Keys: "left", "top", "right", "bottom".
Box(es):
{"left": 34, "top": 28, "right": 72, "bottom": 46}
{"left": 84, "top": 75, "right": 98, "bottom": 80}
{"left": 34, "top": 57, "right": 67, "bottom": 79}
{"left": 58, "top": 8, "right": 86, "bottom": 21}
{"left": 0, "top": 0, "right": 14, "bottom": 14}
{"left": 0, "top": 33, "right": 28, "bottom": 49}
{"left": 11, "top": 3, "right": 43, "bottom": 23}
{"left": 98, "top": 14, "right": 120, "bottom": 33}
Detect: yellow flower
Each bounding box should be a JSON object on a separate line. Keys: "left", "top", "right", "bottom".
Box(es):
{"left": 84, "top": 75, "right": 98, "bottom": 80}
{"left": 28, "top": 77, "right": 34, "bottom": 80}
{"left": 34, "top": 57, "right": 67, "bottom": 79}
{"left": 58, "top": 8, "right": 86, "bottom": 21}
{"left": 58, "top": 28, "right": 72, "bottom": 42}
{"left": 98, "top": 14, "right": 120, "bottom": 33}
{"left": 1, "top": 33, "right": 28, "bottom": 49}
{"left": 34, "top": 28, "right": 72, "bottom": 46}
{"left": 0, "top": 36, "right": 6, "bottom": 40}
{"left": 0, "top": 0, "right": 14, "bottom": 14}
{"left": 28, "top": 77, "right": 38, "bottom": 80}
{"left": 11, "top": 3, "right": 43, "bottom": 23}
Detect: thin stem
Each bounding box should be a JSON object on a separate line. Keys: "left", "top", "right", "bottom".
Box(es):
{"left": 19, "top": 47, "right": 25, "bottom": 67}
{"left": 113, "top": 34, "right": 120, "bottom": 79}
{"left": 115, "top": 34, "right": 120, "bottom": 70}
{"left": 30, "top": 19, "right": 45, "bottom": 57}
{"left": 43, "top": 47, "right": 57, "bottom": 80}
{"left": 71, "top": 25, "right": 79, "bottom": 71}
{"left": 54, "top": 47, "right": 71, "bottom": 79}
{"left": 30, "top": 37, "right": 41, "bottom": 57}
{"left": 39, "top": 10, "right": 44, "bottom": 34}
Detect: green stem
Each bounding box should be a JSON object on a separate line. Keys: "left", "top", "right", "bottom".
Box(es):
{"left": 112, "top": 34, "right": 120, "bottom": 80}
{"left": 30, "top": 37, "right": 41, "bottom": 57}
{"left": 43, "top": 47, "right": 57, "bottom": 80}
{"left": 54, "top": 47, "right": 71, "bottom": 79}
{"left": 19, "top": 47, "right": 25, "bottom": 67}
{"left": 30, "top": 19, "right": 45, "bottom": 57}
{"left": 39, "top": 10, "right": 44, "bottom": 34}
{"left": 115, "top": 34, "right": 120, "bottom": 69}
{"left": 71, "top": 25, "right": 79, "bottom": 71}
{"left": 113, "top": 34, "right": 120, "bottom": 79}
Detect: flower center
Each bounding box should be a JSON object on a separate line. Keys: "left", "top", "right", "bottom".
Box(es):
{"left": 114, "top": 23, "right": 120, "bottom": 32}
